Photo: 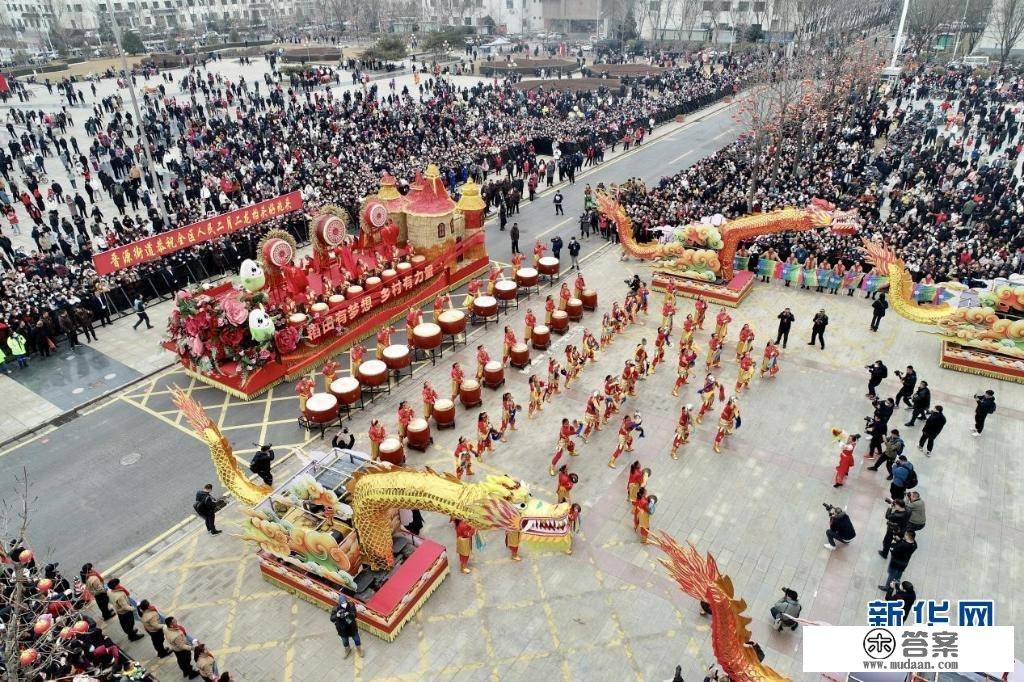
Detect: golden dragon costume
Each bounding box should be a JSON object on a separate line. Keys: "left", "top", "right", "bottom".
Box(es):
{"left": 347, "top": 466, "right": 570, "bottom": 570}
{"left": 171, "top": 387, "right": 272, "bottom": 506}
{"left": 651, "top": 532, "right": 787, "bottom": 682}
{"left": 597, "top": 191, "right": 858, "bottom": 282}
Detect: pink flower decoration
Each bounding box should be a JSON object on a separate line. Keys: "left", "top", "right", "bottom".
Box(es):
{"left": 188, "top": 336, "right": 204, "bottom": 357}
{"left": 221, "top": 297, "right": 249, "bottom": 326}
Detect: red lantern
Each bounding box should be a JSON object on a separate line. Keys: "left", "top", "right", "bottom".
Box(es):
{"left": 59, "top": 627, "right": 74, "bottom": 640}
{"left": 17, "top": 549, "right": 34, "bottom": 564}
{"left": 36, "top": 578, "right": 53, "bottom": 593}
{"left": 33, "top": 617, "right": 53, "bottom": 636}
{"left": 19, "top": 648, "right": 38, "bottom": 666}
{"left": 72, "top": 620, "right": 90, "bottom": 634}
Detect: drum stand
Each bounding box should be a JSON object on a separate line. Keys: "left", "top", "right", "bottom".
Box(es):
{"left": 297, "top": 415, "right": 339, "bottom": 440}
{"left": 362, "top": 382, "right": 391, "bottom": 403}
{"left": 471, "top": 308, "right": 500, "bottom": 330}
{"left": 390, "top": 365, "right": 413, "bottom": 386}
{"left": 414, "top": 346, "right": 444, "bottom": 366}
{"left": 444, "top": 332, "right": 467, "bottom": 352}
{"left": 498, "top": 296, "right": 519, "bottom": 313}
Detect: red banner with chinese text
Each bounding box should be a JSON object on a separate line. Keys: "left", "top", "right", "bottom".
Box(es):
{"left": 91, "top": 191, "right": 303, "bottom": 276}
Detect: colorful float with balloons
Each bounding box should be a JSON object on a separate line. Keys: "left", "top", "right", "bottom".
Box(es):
{"left": 164, "top": 165, "right": 489, "bottom": 399}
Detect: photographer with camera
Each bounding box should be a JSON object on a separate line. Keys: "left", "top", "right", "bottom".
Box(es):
{"left": 973, "top": 390, "right": 996, "bottom": 436}
{"left": 625, "top": 274, "right": 642, "bottom": 293}
{"left": 893, "top": 366, "right": 917, "bottom": 407}
{"left": 878, "top": 530, "right": 917, "bottom": 591}
{"left": 879, "top": 498, "right": 910, "bottom": 558}
{"left": 249, "top": 443, "right": 275, "bottom": 487}
{"left": 865, "top": 414, "right": 886, "bottom": 459}
{"left": 918, "top": 404, "right": 945, "bottom": 456}
{"left": 823, "top": 503, "right": 856, "bottom": 550}
{"left": 770, "top": 588, "right": 802, "bottom": 631}
{"left": 865, "top": 360, "right": 888, "bottom": 398}
{"left": 868, "top": 428, "right": 904, "bottom": 475}
{"left": 885, "top": 580, "right": 917, "bottom": 623}
{"left": 904, "top": 381, "right": 931, "bottom": 426}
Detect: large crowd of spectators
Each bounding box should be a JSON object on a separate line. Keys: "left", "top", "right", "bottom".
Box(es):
{"left": 618, "top": 63, "right": 1024, "bottom": 286}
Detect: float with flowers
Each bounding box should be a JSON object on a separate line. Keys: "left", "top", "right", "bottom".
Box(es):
{"left": 163, "top": 165, "right": 490, "bottom": 399}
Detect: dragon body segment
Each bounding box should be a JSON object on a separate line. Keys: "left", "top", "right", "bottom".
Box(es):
{"left": 347, "top": 467, "right": 570, "bottom": 570}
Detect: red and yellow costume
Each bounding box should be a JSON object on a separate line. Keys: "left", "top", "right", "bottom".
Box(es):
{"left": 397, "top": 403, "right": 415, "bottom": 440}
{"left": 349, "top": 345, "right": 366, "bottom": 377}
{"left": 706, "top": 333, "right": 723, "bottom": 370}
{"left": 464, "top": 279, "right": 481, "bottom": 310}
{"left": 760, "top": 342, "right": 780, "bottom": 378}
{"left": 637, "top": 282, "right": 649, "bottom": 313}
{"left": 581, "top": 329, "right": 598, "bottom": 363}
{"left": 608, "top": 416, "right": 636, "bottom": 467}
{"left": 502, "top": 328, "right": 517, "bottom": 366}
{"left": 651, "top": 327, "right": 669, "bottom": 371}
{"left": 487, "top": 264, "right": 502, "bottom": 296}
{"left": 714, "top": 308, "right": 732, "bottom": 341}
{"left": 454, "top": 439, "right": 475, "bottom": 479}
{"left": 475, "top": 346, "right": 490, "bottom": 380}
{"left": 528, "top": 376, "right": 546, "bottom": 417}
{"left": 406, "top": 307, "right": 423, "bottom": 344}
{"left": 680, "top": 315, "right": 696, "bottom": 348}
{"left": 633, "top": 493, "right": 653, "bottom": 543}
{"left": 735, "top": 323, "right": 754, "bottom": 359}
{"left": 455, "top": 519, "right": 475, "bottom": 573}
{"left": 477, "top": 414, "right": 495, "bottom": 457}
{"left": 499, "top": 393, "right": 518, "bottom": 440}
{"left": 574, "top": 274, "right": 586, "bottom": 299}
{"left": 375, "top": 326, "right": 394, "bottom": 360}
{"left": 633, "top": 342, "right": 649, "bottom": 376}
{"left": 670, "top": 406, "right": 693, "bottom": 458}
{"left": 296, "top": 377, "right": 315, "bottom": 413}
{"left": 544, "top": 296, "right": 555, "bottom": 325}
{"left": 524, "top": 309, "right": 536, "bottom": 342}
{"left": 422, "top": 382, "right": 438, "bottom": 419}
{"left": 551, "top": 420, "right": 578, "bottom": 474}
{"left": 834, "top": 441, "right": 855, "bottom": 486}
{"left": 532, "top": 240, "right": 546, "bottom": 268}
{"left": 604, "top": 376, "right": 621, "bottom": 420}
{"left": 450, "top": 362, "right": 465, "bottom": 400}
{"left": 581, "top": 391, "right": 603, "bottom": 441}
{"left": 505, "top": 529, "right": 522, "bottom": 561}
{"left": 713, "top": 398, "right": 740, "bottom": 453}
{"left": 558, "top": 282, "right": 571, "bottom": 310}
{"left": 672, "top": 346, "right": 698, "bottom": 396}
{"left": 694, "top": 297, "right": 708, "bottom": 329}
{"left": 368, "top": 421, "right": 387, "bottom": 460}
{"left": 600, "top": 312, "right": 614, "bottom": 348}
{"left": 433, "top": 293, "right": 451, "bottom": 321}
{"left": 511, "top": 252, "right": 525, "bottom": 270}
{"left": 735, "top": 353, "right": 755, "bottom": 392}
{"left": 661, "top": 298, "right": 678, "bottom": 330}
{"left": 627, "top": 466, "right": 645, "bottom": 502}
{"left": 557, "top": 469, "right": 575, "bottom": 503}
{"left": 546, "top": 357, "right": 562, "bottom": 396}
{"left": 696, "top": 375, "right": 725, "bottom": 423}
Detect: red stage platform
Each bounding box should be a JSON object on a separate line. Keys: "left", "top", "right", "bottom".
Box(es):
{"left": 652, "top": 270, "right": 754, "bottom": 308}
{"left": 939, "top": 340, "right": 1024, "bottom": 384}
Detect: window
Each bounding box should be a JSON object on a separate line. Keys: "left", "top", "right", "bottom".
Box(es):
{"left": 505, "top": 0, "right": 512, "bottom": 8}
{"left": 464, "top": 16, "right": 470, "bottom": 24}
{"left": 737, "top": 0, "right": 748, "bottom": 10}
{"left": 701, "top": 0, "right": 712, "bottom": 9}
{"left": 718, "top": 0, "right": 730, "bottom": 10}
{"left": 649, "top": 0, "right": 659, "bottom": 10}
{"left": 753, "top": 0, "right": 764, "bottom": 10}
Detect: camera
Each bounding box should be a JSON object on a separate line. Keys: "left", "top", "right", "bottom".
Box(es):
{"left": 822, "top": 502, "right": 837, "bottom": 513}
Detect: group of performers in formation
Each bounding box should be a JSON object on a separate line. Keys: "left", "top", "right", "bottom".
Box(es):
{"left": 358, "top": 272, "right": 784, "bottom": 572}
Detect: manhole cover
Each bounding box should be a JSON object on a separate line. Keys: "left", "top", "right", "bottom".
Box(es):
{"left": 120, "top": 452, "right": 142, "bottom": 466}
{"left": 104, "top": 373, "right": 117, "bottom": 380}
{"left": 71, "top": 387, "right": 85, "bottom": 395}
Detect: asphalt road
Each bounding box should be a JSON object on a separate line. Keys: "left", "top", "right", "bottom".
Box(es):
{"left": 0, "top": 101, "right": 741, "bottom": 573}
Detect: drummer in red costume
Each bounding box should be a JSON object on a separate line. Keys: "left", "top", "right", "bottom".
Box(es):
{"left": 672, "top": 344, "right": 698, "bottom": 396}
{"left": 487, "top": 263, "right": 502, "bottom": 296}
{"left": 604, "top": 374, "right": 622, "bottom": 421}
{"left": 581, "top": 328, "right": 598, "bottom": 363}
{"left": 714, "top": 307, "right": 733, "bottom": 341}
{"left": 475, "top": 344, "right": 490, "bottom": 380}
{"left": 533, "top": 240, "right": 546, "bottom": 267}
{"left": 511, "top": 251, "right": 525, "bottom": 270}
{"left": 544, "top": 295, "right": 555, "bottom": 324}
{"left": 735, "top": 352, "right": 756, "bottom": 392}
{"left": 375, "top": 325, "right": 394, "bottom": 360}
{"left": 524, "top": 308, "right": 537, "bottom": 343}
{"left": 499, "top": 392, "right": 518, "bottom": 442}
{"left": 464, "top": 279, "right": 481, "bottom": 310}
{"left": 368, "top": 419, "right": 387, "bottom": 460}
{"left": 397, "top": 401, "right": 415, "bottom": 441}
{"left": 694, "top": 296, "right": 708, "bottom": 329}
{"left": 651, "top": 326, "right": 669, "bottom": 372}
{"left": 558, "top": 282, "right": 571, "bottom": 311}
{"left": 735, "top": 323, "right": 755, "bottom": 359}
{"left": 527, "top": 375, "right": 546, "bottom": 418}
{"left": 349, "top": 345, "right": 366, "bottom": 377}
{"left": 574, "top": 273, "right": 586, "bottom": 299}
{"left": 713, "top": 397, "right": 741, "bottom": 453}
{"left": 450, "top": 361, "right": 465, "bottom": 400}
{"left": 502, "top": 326, "right": 517, "bottom": 366}
{"left": 477, "top": 412, "right": 496, "bottom": 458}
{"left": 433, "top": 293, "right": 451, "bottom": 321}
{"left": 421, "top": 381, "right": 438, "bottom": 419}
{"left": 563, "top": 345, "right": 582, "bottom": 388}
{"left": 670, "top": 404, "right": 693, "bottom": 459}
{"left": 622, "top": 360, "right": 639, "bottom": 397}
{"left": 546, "top": 357, "right": 562, "bottom": 396}
{"left": 556, "top": 465, "right": 576, "bottom": 503}
{"left": 760, "top": 340, "right": 781, "bottom": 378}
{"left": 608, "top": 414, "right": 637, "bottom": 468}
{"left": 706, "top": 332, "right": 724, "bottom": 370}
{"left": 696, "top": 374, "right": 725, "bottom": 424}
{"left": 550, "top": 417, "right": 579, "bottom": 475}
{"left": 405, "top": 306, "right": 422, "bottom": 343}
{"left": 455, "top": 519, "right": 475, "bottom": 573}
{"left": 581, "top": 390, "right": 604, "bottom": 442}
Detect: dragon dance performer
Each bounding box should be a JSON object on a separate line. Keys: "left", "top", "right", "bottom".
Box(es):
{"left": 706, "top": 332, "right": 724, "bottom": 370}
{"left": 637, "top": 281, "right": 649, "bottom": 314}
{"left": 502, "top": 326, "right": 517, "bottom": 366}
{"left": 499, "top": 392, "right": 518, "bottom": 442}
{"left": 624, "top": 292, "right": 640, "bottom": 325}
{"left": 713, "top": 397, "right": 741, "bottom": 453}
{"left": 368, "top": 419, "right": 387, "bottom": 460}
{"left": 453, "top": 436, "right": 476, "bottom": 479}
{"left": 527, "top": 375, "right": 546, "bottom": 418}
{"left": 696, "top": 374, "right": 725, "bottom": 424}
{"left": 551, "top": 417, "right": 579, "bottom": 476}
{"left": 662, "top": 294, "right": 678, "bottom": 331}
{"left": 511, "top": 251, "right": 525, "bottom": 271}
{"left": 455, "top": 519, "right": 476, "bottom": 573}
{"left": 505, "top": 528, "right": 522, "bottom": 561}
{"left": 464, "top": 279, "right": 481, "bottom": 311}
{"left": 477, "top": 412, "right": 496, "bottom": 459}
{"left": 608, "top": 414, "right": 637, "bottom": 468}
{"left": 397, "top": 401, "right": 415, "bottom": 441}
{"left": 714, "top": 307, "right": 732, "bottom": 341}
{"left": 433, "top": 292, "right": 452, "bottom": 322}
{"left": 633, "top": 487, "right": 655, "bottom": 544}
{"left": 533, "top": 240, "right": 546, "bottom": 268}
{"left": 574, "top": 272, "right": 586, "bottom": 299}
{"left": 475, "top": 344, "right": 491, "bottom": 380}
{"left": 600, "top": 312, "right": 615, "bottom": 348}
{"left": 558, "top": 282, "right": 572, "bottom": 310}
{"left": 487, "top": 263, "right": 502, "bottom": 296}
{"left": 546, "top": 356, "right": 563, "bottom": 397}
{"left": 581, "top": 328, "right": 599, "bottom": 363}
{"left": 556, "top": 464, "right": 577, "bottom": 503}
{"left": 680, "top": 313, "right": 696, "bottom": 349}
{"left": 735, "top": 352, "right": 756, "bottom": 392}
{"left": 670, "top": 404, "right": 694, "bottom": 459}
{"left": 349, "top": 345, "right": 366, "bottom": 378}
{"left": 375, "top": 325, "right": 394, "bottom": 360}
{"left": 581, "top": 390, "right": 604, "bottom": 442}
{"left": 735, "top": 323, "right": 755, "bottom": 359}
{"left": 603, "top": 374, "right": 622, "bottom": 421}
{"left": 627, "top": 461, "right": 645, "bottom": 502}
{"left": 524, "top": 308, "right": 537, "bottom": 343}
{"left": 406, "top": 306, "right": 423, "bottom": 345}
{"left": 544, "top": 294, "right": 556, "bottom": 324}
{"left": 672, "top": 345, "right": 699, "bottom": 396}
{"left": 422, "top": 381, "right": 438, "bottom": 419}
{"left": 564, "top": 345, "right": 584, "bottom": 388}
{"left": 621, "top": 359, "right": 640, "bottom": 397}
{"left": 694, "top": 296, "right": 708, "bottom": 329}
{"left": 834, "top": 433, "right": 860, "bottom": 487}
{"left": 760, "top": 341, "right": 781, "bottom": 378}
{"left": 450, "top": 361, "right": 465, "bottom": 400}
{"left": 651, "top": 326, "right": 670, "bottom": 372}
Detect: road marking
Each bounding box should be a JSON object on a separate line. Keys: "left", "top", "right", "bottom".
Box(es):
{"left": 667, "top": 150, "right": 693, "bottom": 166}
{"left": 533, "top": 216, "right": 575, "bottom": 241}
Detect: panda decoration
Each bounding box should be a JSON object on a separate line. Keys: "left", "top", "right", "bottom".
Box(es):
{"left": 239, "top": 259, "right": 266, "bottom": 292}
{"left": 248, "top": 308, "right": 275, "bottom": 343}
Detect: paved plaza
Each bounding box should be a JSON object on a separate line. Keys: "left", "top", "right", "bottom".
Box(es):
{"left": 2, "top": 58, "right": 1022, "bottom": 681}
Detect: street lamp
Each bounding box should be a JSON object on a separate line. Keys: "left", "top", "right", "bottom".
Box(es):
{"left": 888, "top": 0, "right": 910, "bottom": 70}
{"left": 103, "top": 0, "right": 172, "bottom": 228}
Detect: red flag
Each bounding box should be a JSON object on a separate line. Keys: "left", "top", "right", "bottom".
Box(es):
{"left": 0, "top": 75, "right": 9, "bottom": 94}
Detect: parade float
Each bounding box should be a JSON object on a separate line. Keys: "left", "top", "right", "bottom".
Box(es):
{"left": 163, "top": 166, "right": 489, "bottom": 400}
{"left": 596, "top": 192, "right": 860, "bottom": 306}
{"left": 172, "top": 389, "right": 571, "bottom": 641}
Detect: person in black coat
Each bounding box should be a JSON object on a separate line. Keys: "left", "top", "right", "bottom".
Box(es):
{"left": 330, "top": 595, "right": 363, "bottom": 658}
{"left": 905, "top": 382, "right": 931, "bottom": 426}
{"left": 870, "top": 292, "right": 889, "bottom": 331}
{"left": 893, "top": 365, "right": 917, "bottom": 407}
{"left": 824, "top": 505, "right": 856, "bottom": 549}
{"left": 775, "top": 308, "right": 794, "bottom": 348}
{"left": 809, "top": 309, "right": 828, "bottom": 349}
{"left": 249, "top": 445, "right": 274, "bottom": 486}
{"left": 972, "top": 390, "right": 996, "bottom": 435}
{"left": 878, "top": 498, "right": 910, "bottom": 558}
{"left": 885, "top": 580, "right": 917, "bottom": 623}
{"left": 866, "top": 360, "right": 888, "bottom": 398}
{"left": 193, "top": 484, "right": 222, "bottom": 535}
{"left": 879, "top": 530, "right": 917, "bottom": 590}
{"left": 919, "top": 405, "right": 945, "bottom": 455}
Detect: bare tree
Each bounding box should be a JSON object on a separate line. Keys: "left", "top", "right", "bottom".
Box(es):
{"left": 905, "top": 0, "right": 958, "bottom": 58}
{"left": 988, "top": 0, "right": 1024, "bottom": 68}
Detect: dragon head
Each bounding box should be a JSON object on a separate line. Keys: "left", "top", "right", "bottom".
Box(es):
{"left": 806, "top": 197, "right": 860, "bottom": 235}
{"left": 469, "top": 475, "right": 571, "bottom": 546}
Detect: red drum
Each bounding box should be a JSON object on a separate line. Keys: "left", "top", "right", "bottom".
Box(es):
{"left": 310, "top": 302, "right": 329, "bottom": 317}
{"left": 288, "top": 313, "right": 307, "bottom": 329}
{"left": 566, "top": 297, "right": 584, "bottom": 322}
{"left": 378, "top": 437, "right": 405, "bottom": 465}
{"left": 364, "top": 276, "right": 382, "bottom": 292}
{"left": 581, "top": 289, "right": 598, "bottom": 311}
{"left": 382, "top": 344, "right": 411, "bottom": 370}
{"left": 381, "top": 269, "right": 398, "bottom": 283}
{"left": 397, "top": 262, "right": 413, "bottom": 276}
{"left": 538, "top": 256, "right": 560, "bottom": 276}
{"left": 412, "top": 322, "right": 442, "bottom": 350}
{"left": 473, "top": 295, "right": 498, "bottom": 319}
{"left": 510, "top": 343, "right": 530, "bottom": 368}
{"left": 494, "top": 280, "right": 518, "bottom": 301}
{"left": 551, "top": 310, "right": 569, "bottom": 334}
{"left": 328, "top": 294, "right": 345, "bottom": 306}
{"left": 304, "top": 393, "right": 338, "bottom": 424}
{"left": 411, "top": 255, "right": 426, "bottom": 267}
{"left": 358, "top": 360, "right": 389, "bottom": 387}
{"left": 483, "top": 361, "right": 504, "bottom": 388}
{"left": 433, "top": 398, "right": 456, "bottom": 429}
{"left": 515, "top": 267, "right": 539, "bottom": 287}
{"left": 345, "top": 285, "right": 364, "bottom": 299}
{"left": 329, "top": 376, "right": 361, "bottom": 406}
{"left": 438, "top": 309, "right": 466, "bottom": 336}
{"left": 532, "top": 324, "right": 551, "bottom": 349}
{"left": 460, "top": 379, "right": 482, "bottom": 408}
{"left": 407, "top": 418, "right": 431, "bottom": 451}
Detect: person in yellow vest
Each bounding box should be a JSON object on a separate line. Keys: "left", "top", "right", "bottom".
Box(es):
{"left": 137, "top": 599, "right": 172, "bottom": 658}
{"left": 107, "top": 578, "right": 144, "bottom": 641}
{"left": 8, "top": 330, "right": 27, "bottom": 368}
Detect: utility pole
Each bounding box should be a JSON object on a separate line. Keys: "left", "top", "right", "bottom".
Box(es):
{"left": 104, "top": 0, "right": 172, "bottom": 228}
{"left": 889, "top": 0, "right": 910, "bottom": 69}
{"left": 952, "top": 0, "right": 970, "bottom": 58}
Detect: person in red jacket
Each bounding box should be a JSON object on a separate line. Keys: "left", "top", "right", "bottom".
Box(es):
{"left": 544, "top": 294, "right": 555, "bottom": 324}
{"left": 670, "top": 404, "right": 693, "bottom": 459}
{"left": 672, "top": 345, "right": 698, "bottom": 396}
{"left": 502, "top": 326, "right": 517, "bottom": 366}
{"left": 651, "top": 326, "right": 670, "bottom": 372}
{"left": 608, "top": 415, "right": 636, "bottom": 468}
{"left": 421, "top": 381, "right": 438, "bottom": 419}
{"left": 633, "top": 488, "right": 654, "bottom": 543}
{"left": 834, "top": 435, "right": 859, "bottom": 487}
{"left": 368, "top": 419, "right": 387, "bottom": 459}
{"left": 574, "top": 273, "right": 586, "bottom": 299}
{"left": 713, "top": 397, "right": 740, "bottom": 453}
{"left": 397, "top": 401, "right": 414, "bottom": 441}
{"left": 405, "top": 306, "right": 422, "bottom": 343}
{"left": 455, "top": 519, "right": 476, "bottom": 573}
{"left": 626, "top": 460, "right": 644, "bottom": 502}
{"left": 551, "top": 417, "right": 578, "bottom": 475}
{"left": 581, "top": 390, "right": 603, "bottom": 442}
{"left": 475, "top": 345, "right": 490, "bottom": 380}
{"left": 558, "top": 282, "right": 571, "bottom": 310}
{"left": 450, "top": 361, "right": 465, "bottom": 400}
{"left": 556, "top": 464, "right": 576, "bottom": 503}
{"left": 694, "top": 296, "right": 708, "bottom": 329}
{"left": 524, "top": 308, "right": 537, "bottom": 343}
